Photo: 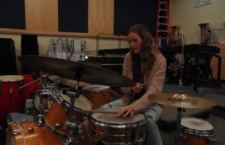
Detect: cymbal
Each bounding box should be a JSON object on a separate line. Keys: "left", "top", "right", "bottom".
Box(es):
{"left": 148, "top": 92, "right": 217, "bottom": 108}
{"left": 18, "top": 56, "right": 136, "bottom": 87}
{"left": 48, "top": 75, "right": 90, "bottom": 87}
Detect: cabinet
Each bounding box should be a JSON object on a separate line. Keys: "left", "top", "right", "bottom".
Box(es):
{"left": 210, "top": 44, "right": 225, "bottom": 80}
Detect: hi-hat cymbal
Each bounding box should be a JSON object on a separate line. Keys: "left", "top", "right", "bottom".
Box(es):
{"left": 148, "top": 92, "right": 217, "bottom": 108}
{"left": 18, "top": 56, "right": 136, "bottom": 87}
{"left": 48, "top": 75, "right": 90, "bottom": 87}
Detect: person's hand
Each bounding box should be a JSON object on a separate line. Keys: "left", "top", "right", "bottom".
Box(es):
{"left": 131, "top": 83, "right": 143, "bottom": 93}
{"left": 117, "top": 106, "right": 134, "bottom": 118}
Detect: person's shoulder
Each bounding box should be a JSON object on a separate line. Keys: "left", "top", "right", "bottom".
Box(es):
{"left": 155, "top": 53, "right": 166, "bottom": 61}
{"left": 124, "top": 52, "right": 131, "bottom": 59}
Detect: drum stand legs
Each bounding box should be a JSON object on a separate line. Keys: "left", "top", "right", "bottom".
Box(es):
{"left": 62, "top": 68, "right": 84, "bottom": 145}
{"left": 62, "top": 90, "right": 81, "bottom": 145}
{"left": 175, "top": 108, "right": 185, "bottom": 145}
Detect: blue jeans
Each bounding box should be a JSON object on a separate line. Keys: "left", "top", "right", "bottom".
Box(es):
{"left": 100, "top": 99, "right": 163, "bottom": 145}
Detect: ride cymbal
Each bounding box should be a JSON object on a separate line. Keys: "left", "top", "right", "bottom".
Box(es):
{"left": 18, "top": 55, "right": 136, "bottom": 87}
{"left": 148, "top": 92, "right": 217, "bottom": 108}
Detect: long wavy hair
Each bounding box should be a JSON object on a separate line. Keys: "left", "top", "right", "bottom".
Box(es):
{"left": 128, "top": 24, "right": 161, "bottom": 75}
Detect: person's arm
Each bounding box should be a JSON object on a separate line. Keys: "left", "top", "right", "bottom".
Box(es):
{"left": 129, "top": 54, "right": 166, "bottom": 113}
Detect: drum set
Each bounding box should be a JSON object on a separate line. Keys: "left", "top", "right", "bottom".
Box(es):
{"left": 4, "top": 55, "right": 218, "bottom": 145}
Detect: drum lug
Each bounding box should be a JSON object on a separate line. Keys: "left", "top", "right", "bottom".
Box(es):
{"left": 13, "top": 129, "right": 22, "bottom": 135}
{"left": 55, "top": 123, "right": 60, "bottom": 129}
{"left": 182, "top": 133, "right": 187, "bottom": 139}
{"left": 65, "top": 108, "right": 70, "bottom": 114}
{"left": 125, "top": 130, "right": 131, "bottom": 143}
{"left": 104, "top": 129, "right": 109, "bottom": 144}
{"left": 44, "top": 109, "right": 49, "bottom": 114}
{"left": 35, "top": 114, "right": 45, "bottom": 127}
{"left": 27, "top": 127, "right": 35, "bottom": 134}
{"left": 208, "top": 138, "right": 217, "bottom": 144}
{"left": 78, "top": 123, "right": 83, "bottom": 134}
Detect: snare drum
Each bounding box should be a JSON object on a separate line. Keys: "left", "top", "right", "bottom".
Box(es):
{"left": 44, "top": 90, "right": 92, "bottom": 137}
{"left": 0, "top": 75, "right": 25, "bottom": 127}
{"left": 89, "top": 108, "right": 147, "bottom": 145}
{"left": 82, "top": 85, "right": 111, "bottom": 109}
{"left": 181, "top": 117, "right": 216, "bottom": 145}
{"left": 6, "top": 121, "right": 90, "bottom": 145}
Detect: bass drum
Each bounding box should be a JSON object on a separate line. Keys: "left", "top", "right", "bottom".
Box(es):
{"left": 6, "top": 121, "right": 91, "bottom": 145}
{"left": 44, "top": 90, "right": 92, "bottom": 137}
{"left": 0, "top": 75, "right": 25, "bottom": 127}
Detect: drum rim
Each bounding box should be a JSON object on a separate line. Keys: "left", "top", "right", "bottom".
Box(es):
{"left": 82, "top": 85, "right": 111, "bottom": 93}
{"left": 44, "top": 120, "right": 68, "bottom": 138}
{"left": 0, "top": 75, "right": 24, "bottom": 82}
{"left": 181, "top": 117, "right": 213, "bottom": 131}
{"left": 59, "top": 90, "right": 93, "bottom": 111}
{"left": 89, "top": 109, "right": 147, "bottom": 128}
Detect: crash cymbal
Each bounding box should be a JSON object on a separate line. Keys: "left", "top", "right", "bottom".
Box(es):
{"left": 148, "top": 92, "right": 217, "bottom": 108}
{"left": 48, "top": 75, "right": 90, "bottom": 87}
{"left": 18, "top": 56, "right": 136, "bottom": 87}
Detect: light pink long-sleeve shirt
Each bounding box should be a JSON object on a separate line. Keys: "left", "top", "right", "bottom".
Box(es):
{"left": 121, "top": 52, "right": 166, "bottom": 113}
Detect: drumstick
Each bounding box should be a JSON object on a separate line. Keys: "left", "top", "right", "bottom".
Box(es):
{"left": 83, "top": 110, "right": 118, "bottom": 114}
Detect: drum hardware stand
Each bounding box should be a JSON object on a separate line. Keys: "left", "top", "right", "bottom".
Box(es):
{"left": 35, "top": 87, "right": 50, "bottom": 127}
{"left": 175, "top": 35, "right": 185, "bottom": 145}
{"left": 35, "top": 103, "right": 45, "bottom": 127}
{"left": 66, "top": 40, "right": 74, "bottom": 60}
{"left": 62, "top": 68, "right": 84, "bottom": 145}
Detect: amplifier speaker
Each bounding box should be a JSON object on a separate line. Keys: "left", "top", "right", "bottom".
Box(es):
{"left": 0, "top": 38, "right": 17, "bottom": 75}
{"left": 21, "top": 35, "right": 39, "bottom": 74}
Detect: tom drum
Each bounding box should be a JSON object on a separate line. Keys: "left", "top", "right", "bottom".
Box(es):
{"left": 181, "top": 117, "right": 216, "bottom": 145}
{"left": 82, "top": 85, "right": 111, "bottom": 109}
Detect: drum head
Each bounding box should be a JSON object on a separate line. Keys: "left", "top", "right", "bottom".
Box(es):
{"left": 0, "top": 75, "right": 24, "bottom": 82}
{"left": 83, "top": 84, "right": 110, "bottom": 92}
{"left": 181, "top": 117, "right": 213, "bottom": 131}
{"left": 91, "top": 108, "right": 145, "bottom": 124}
{"left": 60, "top": 90, "right": 92, "bottom": 110}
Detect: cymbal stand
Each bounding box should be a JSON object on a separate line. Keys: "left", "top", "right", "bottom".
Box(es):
{"left": 62, "top": 68, "right": 83, "bottom": 145}
{"left": 175, "top": 35, "right": 185, "bottom": 145}
{"left": 35, "top": 74, "right": 52, "bottom": 126}
{"left": 175, "top": 107, "right": 185, "bottom": 145}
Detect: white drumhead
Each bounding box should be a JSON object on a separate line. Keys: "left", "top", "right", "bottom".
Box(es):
{"left": 91, "top": 108, "right": 145, "bottom": 124}
{"left": 60, "top": 90, "right": 92, "bottom": 110}
{"left": 0, "top": 75, "right": 24, "bottom": 82}
{"left": 181, "top": 117, "right": 213, "bottom": 131}
{"left": 83, "top": 85, "right": 110, "bottom": 92}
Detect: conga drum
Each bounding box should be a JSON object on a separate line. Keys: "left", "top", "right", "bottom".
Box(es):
{"left": 0, "top": 75, "right": 25, "bottom": 127}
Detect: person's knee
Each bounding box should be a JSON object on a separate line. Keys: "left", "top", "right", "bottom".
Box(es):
{"left": 146, "top": 116, "right": 158, "bottom": 128}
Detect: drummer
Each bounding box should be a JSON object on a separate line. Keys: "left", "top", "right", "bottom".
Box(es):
{"left": 100, "top": 24, "right": 166, "bottom": 145}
